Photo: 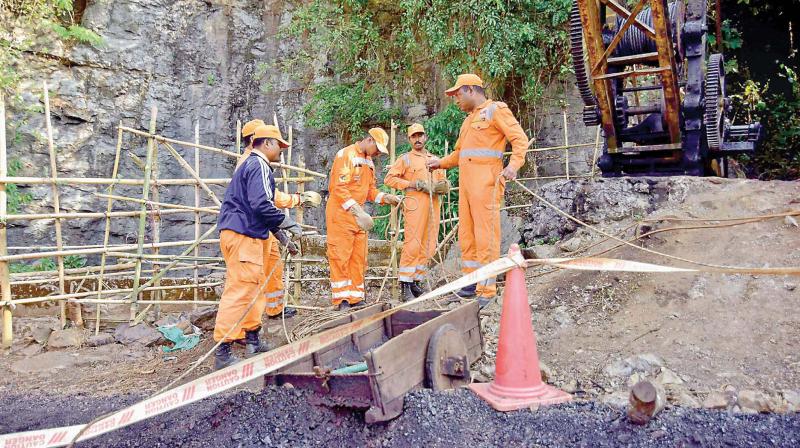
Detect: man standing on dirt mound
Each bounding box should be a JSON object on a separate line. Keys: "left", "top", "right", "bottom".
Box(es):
{"left": 384, "top": 123, "right": 450, "bottom": 302}
{"left": 237, "top": 120, "right": 322, "bottom": 319}
{"left": 426, "top": 74, "right": 528, "bottom": 307}
{"left": 326, "top": 128, "right": 401, "bottom": 311}
{"left": 213, "top": 124, "right": 302, "bottom": 370}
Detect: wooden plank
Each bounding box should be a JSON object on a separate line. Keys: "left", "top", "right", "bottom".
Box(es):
{"left": 607, "top": 52, "right": 660, "bottom": 66}
{"left": 593, "top": 66, "right": 670, "bottom": 81}
{"left": 592, "top": 0, "right": 650, "bottom": 75}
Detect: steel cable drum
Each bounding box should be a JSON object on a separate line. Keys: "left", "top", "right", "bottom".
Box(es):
{"left": 612, "top": 2, "right": 679, "bottom": 58}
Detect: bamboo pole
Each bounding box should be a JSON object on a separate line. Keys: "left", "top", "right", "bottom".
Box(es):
{"left": 193, "top": 120, "right": 201, "bottom": 310}
{"left": 235, "top": 120, "right": 241, "bottom": 155}
{"left": 130, "top": 106, "right": 158, "bottom": 322}
{"left": 150, "top": 121, "right": 163, "bottom": 322}
{"left": 2, "top": 208, "right": 208, "bottom": 221}
{"left": 118, "top": 126, "right": 325, "bottom": 178}
{"left": 94, "top": 124, "right": 124, "bottom": 334}
{"left": 161, "top": 141, "right": 222, "bottom": 206}
{"left": 293, "top": 154, "right": 305, "bottom": 303}
{"left": 563, "top": 108, "right": 570, "bottom": 180}
{"left": 0, "top": 91, "right": 11, "bottom": 347}
{"left": 590, "top": 125, "right": 602, "bottom": 178}
{"left": 0, "top": 238, "right": 220, "bottom": 262}
{"left": 43, "top": 81, "right": 74, "bottom": 328}
{"left": 1, "top": 282, "right": 223, "bottom": 306}
{"left": 94, "top": 193, "right": 218, "bottom": 213}
{"left": 388, "top": 120, "right": 399, "bottom": 300}
{"left": 0, "top": 176, "right": 310, "bottom": 186}
{"left": 10, "top": 263, "right": 220, "bottom": 286}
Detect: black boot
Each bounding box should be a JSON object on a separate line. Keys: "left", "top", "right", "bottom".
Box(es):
{"left": 455, "top": 284, "right": 477, "bottom": 298}
{"left": 214, "top": 342, "right": 240, "bottom": 370}
{"left": 244, "top": 328, "right": 272, "bottom": 358}
{"left": 268, "top": 307, "right": 297, "bottom": 319}
{"left": 337, "top": 301, "right": 351, "bottom": 311}
{"left": 410, "top": 281, "right": 425, "bottom": 298}
{"left": 400, "top": 282, "right": 415, "bottom": 302}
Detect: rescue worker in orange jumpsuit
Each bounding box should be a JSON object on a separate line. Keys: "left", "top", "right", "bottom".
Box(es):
{"left": 213, "top": 124, "right": 303, "bottom": 370}
{"left": 326, "top": 127, "right": 401, "bottom": 310}
{"left": 237, "top": 121, "right": 322, "bottom": 319}
{"left": 427, "top": 74, "right": 528, "bottom": 307}
{"left": 384, "top": 123, "right": 450, "bottom": 301}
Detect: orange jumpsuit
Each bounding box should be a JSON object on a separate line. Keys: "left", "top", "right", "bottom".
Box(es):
{"left": 439, "top": 100, "right": 528, "bottom": 298}
{"left": 325, "top": 144, "right": 387, "bottom": 306}
{"left": 236, "top": 149, "right": 301, "bottom": 317}
{"left": 384, "top": 150, "right": 445, "bottom": 283}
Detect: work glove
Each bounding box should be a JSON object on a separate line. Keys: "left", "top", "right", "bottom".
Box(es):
{"left": 278, "top": 216, "right": 303, "bottom": 239}
{"left": 298, "top": 191, "right": 322, "bottom": 208}
{"left": 432, "top": 180, "right": 450, "bottom": 195}
{"left": 382, "top": 194, "right": 401, "bottom": 206}
{"left": 348, "top": 204, "right": 374, "bottom": 231}
{"left": 274, "top": 230, "right": 300, "bottom": 255}
{"left": 412, "top": 180, "right": 431, "bottom": 194}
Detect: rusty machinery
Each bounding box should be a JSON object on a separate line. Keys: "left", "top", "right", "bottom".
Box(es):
{"left": 572, "top": 0, "right": 762, "bottom": 176}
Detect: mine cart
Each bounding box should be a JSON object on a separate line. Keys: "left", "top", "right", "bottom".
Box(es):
{"left": 264, "top": 301, "right": 483, "bottom": 423}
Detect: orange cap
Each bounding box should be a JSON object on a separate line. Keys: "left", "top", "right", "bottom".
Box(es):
{"left": 253, "top": 125, "right": 290, "bottom": 148}
{"left": 407, "top": 123, "right": 425, "bottom": 138}
{"left": 242, "top": 119, "right": 265, "bottom": 138}
{"left": 445, "top": 73, "right": 484, "bottom": 96}
{"left": 368, "top": 127, "right": 389, "bottom": 154}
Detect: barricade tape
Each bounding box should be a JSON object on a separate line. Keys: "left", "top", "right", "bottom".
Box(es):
{"left": 2, "top": 250, "right": 797, "bottom": 447}
{"left": 0, "top": 252, "right": 525, "bottom": 448}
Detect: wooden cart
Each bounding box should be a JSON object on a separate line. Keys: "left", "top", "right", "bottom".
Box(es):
{"left": 264, "top": 301, "right": 483, "bottom": 423}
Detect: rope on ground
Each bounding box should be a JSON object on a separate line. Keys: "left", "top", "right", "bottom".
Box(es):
{"left": 513, "top": 179, "right": 800, "bottom": 276}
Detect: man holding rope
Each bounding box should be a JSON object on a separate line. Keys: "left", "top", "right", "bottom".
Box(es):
{"left": 213, "top": 124, "right": 302, "bottom": 370}
{"left": 237, "top": 120, "right": 322, "bottom": 319}
{"left": 326, "top": 127, "right": 401, "bottom": 310}
{"left": 427, "top": 74, "right": 528, "bottom": 307}
{"left": 384, "top": 123, "right": 450, "bottom": 301}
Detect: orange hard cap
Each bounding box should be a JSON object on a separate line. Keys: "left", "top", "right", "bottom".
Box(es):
{"left": 242, "top": 119, "right": 265, "bottom": 138}
{"left": 368, "top": 127, "right": 389, "bottom": 154}
{"left": 445, "top": 73, "right": 484, "bottom": 96}
{"left": 407, "top": 123, "right": 425, "bottom": 138}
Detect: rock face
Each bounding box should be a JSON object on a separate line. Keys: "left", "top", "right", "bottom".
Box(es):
{"left": 521, "top": 177, "right": 692, "bottom": 245}
{"left": 4, "top": 0, "right": 401, "bottom": 251}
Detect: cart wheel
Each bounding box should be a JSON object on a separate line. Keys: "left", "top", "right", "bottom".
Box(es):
{"left": 425, "top": 323, "right": 471, "bottom": 390}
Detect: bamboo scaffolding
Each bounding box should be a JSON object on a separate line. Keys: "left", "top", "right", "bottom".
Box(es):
{"left": 389, "top": 120, "right": 399, "bottom": 300}
{"left": 0, "top": 91, "right": 11, "bottom": 347}
{"left": 0, "top": 282, "right": 223, "bottom": 306}
{"left": 118, "top": 126, "right": 325, "bottom": 177}
{"left": 2, "top": 208, "right": 207, "bottom": 221}
{"left": 161, "top": 141, "right": 222, "bottom": 206}
{"left": 193, "top": 120, "right": 201, "bottom": 310}
{"left": 43, "top": 82, "right": 72, "bottom": 328}
{"left": 130, "top": 106, "right": 158, "bottom": 322}
{"left": 10, "top": 263, "right": 220, "bottom": 286}
{"left": 0, "top": 176, "right": 311, "bottom": 186}
{"left": 151, "top": 118, "right": 163, "bottom": 322}
{"left": 293, "top": 154, "right": 305, "bottom": 303}
{"left": 95, "top": 124, "right": 124, "bottom": 334}
{"left": 563, "top": 109, "right": 570, "bottom": 180}
{"left": 95, "top": 193, "right": 219, "bottom": 213}
{"left": 0, "top": 239, "right": 221, "bottom": 262}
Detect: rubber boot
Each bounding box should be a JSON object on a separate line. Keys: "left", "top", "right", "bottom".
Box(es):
{"left": 337, "top": 301, "right": 351, "bottom": 312}
{"left": 244, "top": 329, "right": 272, "bottom": 358}
{"left": 214, "top": 342, "right": 240, "bottom": 370}
{"left": 400, "top": 282, "right": 415, "bottom": 302}
{"left": 410, "top": 281, "right": 425, "bottom": 298}
{"left": 455, "top": 284, "right": 477, "bottom": 298}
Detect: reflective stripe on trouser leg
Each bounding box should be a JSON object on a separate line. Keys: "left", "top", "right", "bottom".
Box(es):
{"left": 398, "top": 265, "right": 416, "bottom": 283}
{"left": 472, "top": 173, "right": 504, "bottom": 298}
{"left": 213, "top": 230, "right": 268, "bottom": 342}
{"left": 346, "top": 232, "right": 367, "bottom": 304}
{"left": 458, "top": 181, "right": 477, "bottom": 276}
{"left": 414, "top": 264, "right": 428, "bottom": 281}
{"left": 327, "top": 221, "right": 357, "bottom": 305}
{"left": 263, "top": 236, "right": 285, "bottom": 316}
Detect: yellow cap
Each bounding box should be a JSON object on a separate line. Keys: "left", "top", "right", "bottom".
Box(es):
{"left": 445, "top": 73, "right": 484, "bottom": 96}
{"left": 368, "top": 127, "right": 389, "bottom": 154}
{"left": 407, "top": 123, "right": 425, "bottom": 138}
{"left": 253, "top": 125, "right": 290, "bottom": 148}
{"left": 242, "top": 119, "right": 265, "bottom": 138}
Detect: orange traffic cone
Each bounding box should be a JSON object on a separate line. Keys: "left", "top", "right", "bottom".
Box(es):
{"left": 469, "top": 244, "right": 572, "bottom": 411}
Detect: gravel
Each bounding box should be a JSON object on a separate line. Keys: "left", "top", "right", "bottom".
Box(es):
{"left": 2, "top": 387, "right": 799, "bottom": 447}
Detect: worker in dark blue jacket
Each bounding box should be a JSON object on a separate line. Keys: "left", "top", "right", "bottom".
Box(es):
{"left": 213, "top": 124, "right": 302, "bottom": 369}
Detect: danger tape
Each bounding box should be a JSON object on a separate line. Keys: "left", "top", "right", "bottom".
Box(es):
{"left": 2, "top": 250, "right": 797, "bottom": 447}
{"left": 0, "top": 252, "right": 525, "bottom": 448}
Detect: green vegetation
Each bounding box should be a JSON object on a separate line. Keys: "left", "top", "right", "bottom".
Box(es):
{"left": 280, "top": 0, "right": 573, "bottom": 137}
{"left": 1, "top": 0, "right": 103, "bottom": 92}
{"left": 6, "top": 158, "right": 32, "bottom": 213}
{"left": 9, "top": 254, "right": 86, "bottom": 274}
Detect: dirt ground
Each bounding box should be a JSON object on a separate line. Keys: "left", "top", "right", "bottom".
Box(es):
{"left": 1, "top": 177, "right": 799, "bottom": 444}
